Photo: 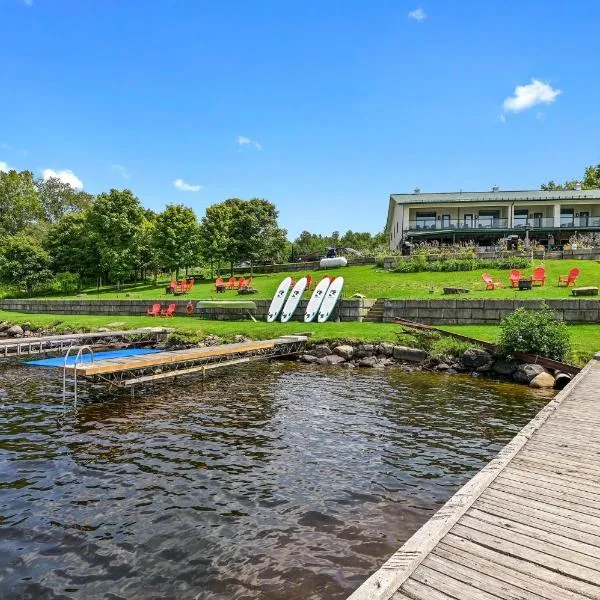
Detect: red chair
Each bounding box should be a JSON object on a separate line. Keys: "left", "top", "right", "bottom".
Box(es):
{"left": 558, "top": 267, "right": 580, "bottom": 287}
{"left": 237, "top": 276, "right": 245, "bottom": 289}
{"left": 531, "top": 266, "right": 546, "bottom": 286}
{"left": 146, "top": 303, "right": 161, "bottom": 317}
{"left": 227, "top": 277, "right": 236, "bottom": 290}
{"left": 160, "top": 303, "right": 176, "bottom": 317}
{"left": 305, "top": 274, "right": 313, "bottom": 290}
{"left": 509, "top": 270, "right": 522, "bottom": 288}
{"left": 290, "top": 277, "right": 296, "bottom": 288}
{"left": 215, "top": 277, "right": 225, "bottom": 293}
{"left": 245, "top": 276, "right": 253, "bottom": 288}
{"left": 482, "top": 273, "right": 502, "bottom": 290}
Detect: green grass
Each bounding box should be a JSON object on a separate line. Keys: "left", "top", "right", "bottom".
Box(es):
{"left": 19, "top": 260, "right": 600, "bottom": 301}
{"left": 2, "top": 309, "right": 599, "bottom": 365}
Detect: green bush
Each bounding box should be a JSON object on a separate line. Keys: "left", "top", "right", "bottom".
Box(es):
{"left": 393, "top": 256, "right": 530, "bottom": 274}
{"left": 430, "top": 337, "right": 473, "bottom": 359}
{"left": 498, "top": 306, "right": 570, "bottom": 361}
{"left": 51, "top": 272, "right": 80, "bottom": 294}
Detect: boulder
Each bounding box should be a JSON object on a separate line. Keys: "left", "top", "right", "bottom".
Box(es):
{"left": 313, "top": 344, "right": 332, "bottom": 358}
{"left": 21, "top": 321, "right": 31, "bottom": 332}
{"left": 530, "top": 372, "right": 556, "bottom": 389}
{"left": 355, "top": 344, "right": 374, "bottom": 358}
{"left": 342, "top": 362, "right": 356, "bottom": 369}
{"left": 435, "top": 362, "right": 451, "bottom": 371}
{"left": 334, "top": 345, "right": 354, "bottom": 360}
{"left": 299, "top": 354, "right": 319, "bottom": 364}
{"left": 393, "top": 345, "right": 428, "bottom": 363}
{"left": 319, "top": 354, "right": 346, "bottom": 366}
{"left": 492, "top": 360, "right": 517, "bottom": 376}
{"left": 513, "top": 363, "right": 546, "bottom": 384}
{"left": 378, "top": 342, "right": 394, "bottom": 357}
{"left": 6, "top": 325, "right": 23, "bottom": 337}
{"left": 461, "top": 348, "right": 493, "bottom": 370}
{"left": 358, "top": 356, "right": 378, "bottom": 368}
{"left": 0, "top": 322, "right": 10, "bottom": 332}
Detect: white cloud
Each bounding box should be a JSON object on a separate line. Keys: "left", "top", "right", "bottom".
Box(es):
{"left": 408, "top": 7, "right": 427, "bottom": 21}
{"left": 502, "top": 79, "right": 561, "bottom": 114}
{"left": 499, "top": 113, "right": 506, "bottom": 123}
{"left": 173, "top": 178, "right": 202, "bottom": 192}
{"left": 23, "top": 0, "right": 33, "bottom": 6}
{"left": 112, "top": 163, "right": 130, "bottom": 179}
{"left": 0, "top": 161, "right": 10, "bottom": 173}
{"left": 237, "top": 135, "right": 263, "bottom": 150}
{"left": 42, "top": 168, "right": 84, "bottom": 189}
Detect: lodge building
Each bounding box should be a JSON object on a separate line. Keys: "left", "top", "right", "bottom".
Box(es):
{"left": 387, "top": 186, "right": 600, "bottom": 249}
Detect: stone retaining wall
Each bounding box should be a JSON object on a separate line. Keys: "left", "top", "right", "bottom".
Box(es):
{"left": 384, "top": 298, "right": 600, "bottom": 325}
{"left": 0, "top": 298, "right": 375, "bottom": 322}
{"left": 232, "top": 257, "right": 376, "bottom": 275}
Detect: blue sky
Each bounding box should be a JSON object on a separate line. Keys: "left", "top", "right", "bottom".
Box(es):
{"left": 1, "top": 0, "right": 599, "bottom": 238}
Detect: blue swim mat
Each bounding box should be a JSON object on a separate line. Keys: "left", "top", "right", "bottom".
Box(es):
{"left": 26, "top": 348, "right": 162, "bottom": 368}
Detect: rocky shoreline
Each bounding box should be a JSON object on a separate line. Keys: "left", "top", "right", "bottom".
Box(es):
{"left": 299, "top": 342, "right": 559, "bottom": 389}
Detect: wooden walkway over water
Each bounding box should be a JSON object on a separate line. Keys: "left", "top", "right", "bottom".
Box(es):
{"left": 350, "top": 354, "right": 600, "bottom": 600}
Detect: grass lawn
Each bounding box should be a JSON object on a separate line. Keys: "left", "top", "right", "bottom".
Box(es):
{"left": 15, "top": 260, "right": 600, "bottom": 302}
{"left": 2, "top": 310, "right": 599, "bottom": 365}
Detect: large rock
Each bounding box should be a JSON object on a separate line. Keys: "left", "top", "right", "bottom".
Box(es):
{"left": 299, "top": 354, "right": 319, "bottom": 364}
{"left": 6, "top": 325, "right": 23, "bottom": 337}
{"left": 317, "top": 354, "right": 346, "bottom": 366}
{"left": 313, "top": 344, "right": 332, "bottom": 358}
{"left": 492, "top": 360, "right": 517, "bottom": 376}
{"left": 530, "top": 372, "right": 556, "bottom": 389}
{"left": 355, "top": 344, "right": 375, "bottom": 358}
{"left": 0, "top": 322, "right": 10, "bottom": 332}
{"left": 334, "top": 345, "right": 354, "bottom": 360}
{"left": 378, "top": 342, "right": 394, "bottom": 357}
{"left": 393, "top": 345, "right": 428, "bottom": 363}
{"left": 513, "top": 363, "right": 546, "bottom": 384}
{"left": 461, "top": 348, "right": 493, "bottom": 370}
{"left": 358, "top": 356, "right": 378, "bottom": 368}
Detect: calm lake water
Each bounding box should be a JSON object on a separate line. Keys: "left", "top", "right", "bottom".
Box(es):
{"left": 0, "top": 360, "right": 551, "bottom": 600}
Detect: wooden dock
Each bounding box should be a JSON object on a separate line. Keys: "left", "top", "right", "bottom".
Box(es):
{"left": 349, "top": 354, "right": 600, "bottom": 600}
{"left": 64, "top": 336, "right": 308, "bottom": 387}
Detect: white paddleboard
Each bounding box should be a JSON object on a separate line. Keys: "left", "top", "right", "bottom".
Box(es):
{"left": 267, "top": 277, "right": 292, "bottom": 322}
{"left": 318, "top": 277, "right": 344, "bottom": 323}
{"left": 280, "top": 277, "right": 308, "bottom": 322}
{"left": 304, "top": 277, "right": 330, "bottom": 323}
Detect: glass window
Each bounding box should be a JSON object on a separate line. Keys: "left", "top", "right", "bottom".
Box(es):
{"left": 560, "top": 208, "right": 574, "bottom": 227}
{"left": 514, "top": 209, "right": 528, "bottom": 227}
{"left": 415, "top": 211, "right": 436, "bottom": 230}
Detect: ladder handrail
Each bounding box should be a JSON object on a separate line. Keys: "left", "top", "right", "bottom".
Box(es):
{"left": 62, "top": 345, "right": 94, "bottom": 405}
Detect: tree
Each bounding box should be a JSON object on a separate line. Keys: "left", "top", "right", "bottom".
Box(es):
{"left": 0, "top": 235, "right": 53, "bottom": 295}
{"left": 541, "top": 163, "right": 600, "bottom": 191}
{"left": 45, "top": 212, "right": 100, "bottom": 284}
{"left": 198, "top": 202, "right": 233, "bottom": 276}
{"left": 36, "top": 177, "right": 93, "bottom": 223}
{"left": 87, "top": 189, "right": 145, "bottom": 286}
{"left": 0, "top": 169, "right": 42, "bottom": 235}
{"left": 153, "top": 204, "right": 200, "bottom": 278}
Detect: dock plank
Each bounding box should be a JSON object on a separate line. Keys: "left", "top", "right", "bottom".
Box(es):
{"left": 348, "top": 356, "right": 600, "bottom": 599}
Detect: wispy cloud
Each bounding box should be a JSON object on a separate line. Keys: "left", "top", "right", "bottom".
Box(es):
{"left": 42, "top": 168, "right": 84, "bottom": 189}
{"left": 0, "top": 161, "right": 10, "bottom": 173}
{"left": 173, "top": 178, "right": 202, "bottom": 192}
{"left": 237, "top": 135, "right": 263, "bottom": 150}
{"left": 112, "top": 163, "right": 130, "bottom": 179}
{"left": 408, "top": 7, "right": 427, "bottom": 21}
{"left": 502, "top": 79, "right": 561, "bottom": 115}
{"left": 23, "top": 0, "right": 33, "bottom": 6}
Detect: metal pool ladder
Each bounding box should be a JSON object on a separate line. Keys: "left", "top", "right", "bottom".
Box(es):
{"left": 62, "top": 345, "right": 94, "bottom": 405}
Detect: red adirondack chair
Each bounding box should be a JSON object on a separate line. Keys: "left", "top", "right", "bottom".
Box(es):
{"left": 305, "top": 274, "right": 313, "bottom": 290}
{"left": 509, "top": 269, "right": 522, "bottom": 288}
{"left": 237, "top": 276, "right": 246, "bottom": 289}
{"left": 160, "top": 303, "right": 176, "bottom": 317}
{"left": 531, "top": 266, "right": 546, "bottom": 286}
{"left": 215, "top": 277, "right": 225, "bottom": 293}
{"left": 245, "top": 276, "right": 253, "bottom": 288}
{"left": 482, "top": 273, "right": 502, "bottom": 290}
{"left": 146, "top": 303, "right": 161, "bottom": 317}
{"left": 558, "top": 267, "right": 580, "bottom": 287}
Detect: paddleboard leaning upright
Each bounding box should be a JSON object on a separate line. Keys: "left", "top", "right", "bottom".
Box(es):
{"left": 267, "top": 277, "right": 292, "bottom": 322}
{"left": 304, "top": 277, "right": 330, "bottom": 322}
{"left": 317, "top": 276, "right": 344, "bottom": 323}
{"left": 280, "top": 277, "right": 308, "bottom": 322}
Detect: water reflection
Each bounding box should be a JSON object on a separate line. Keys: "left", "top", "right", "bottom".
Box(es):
{"left": 0, "top": 360, "right": 551, "bottom": 599}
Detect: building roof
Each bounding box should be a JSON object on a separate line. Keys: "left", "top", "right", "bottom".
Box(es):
{"left": 390, "top": 189, "right": 600, "bottom": 205}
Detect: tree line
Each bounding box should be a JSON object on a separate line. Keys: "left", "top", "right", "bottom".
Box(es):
{"left": 541, "top": 163, "right": 600, "bottom": 191}
{"left": 0, "top": 169, "right": 288, "bottom": 294}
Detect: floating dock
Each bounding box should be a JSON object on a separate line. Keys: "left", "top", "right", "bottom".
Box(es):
{"left": 350, "top": 353, "right": 600, "bottom": 600}
{"left": 0, "top": 328, "right": 170, "bottom": 358}
{"left": 59, "top": 335, "right": 308, "bottom": 388}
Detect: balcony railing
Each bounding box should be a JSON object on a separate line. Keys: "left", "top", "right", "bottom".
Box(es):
{"left": 407, "top": 216, "right": 600, "bottom": 232}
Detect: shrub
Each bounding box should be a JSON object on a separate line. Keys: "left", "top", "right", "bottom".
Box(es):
{"left": 497, "top": 306, "right": 570, "bottom": 361}
{"left": 430, "top": 337, "right": 473, "bottom": 359}
{"left": 51, "top": 272, "right": 80, "bottom": 294}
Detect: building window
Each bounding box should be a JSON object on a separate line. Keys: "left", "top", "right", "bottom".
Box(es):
{"left": 441, "top": 214, "right": 451, "bottom": 228}
{"left": 478, "top": 210, "right": 500, "bottom": 228}
{"left": 415, "top": 211, "right": 436, "bottom": 230}
{"left": 532, "top": 212, "right": 543, "bottom": 227}
{"left": 463, "top": 214, "right": 473, "bottom": 228}
{"left": 560, "top": 208, "right": 574, "bottom": 227}
{"left": 514, "top": 209, "right": 528, "bottom": 227}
